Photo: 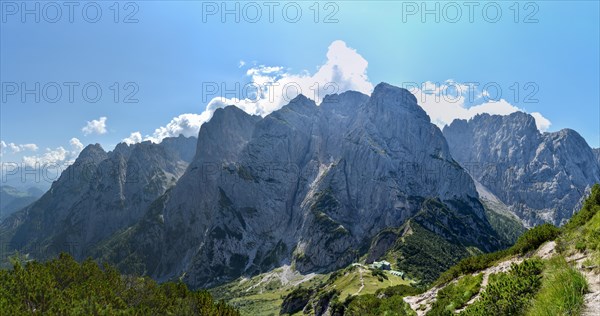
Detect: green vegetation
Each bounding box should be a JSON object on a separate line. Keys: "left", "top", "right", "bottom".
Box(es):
{"left": 564, "top": 184, "right": 600, "bottom": 231}
{"left": 370, "top": 196, "right": 515, "bottom": 287}
{"left": 210, "top": 267, "right": 327, "bottom": 316}
{"left": 0, "top": 253, "right": 239, "bottom": 315}
{"left": 560, "top": 184, "right": 600, "bottom": 257}
{"left": 421, "top": 184, "right": 600, "bottom": 316}
{"left": 274, "top": 265, "right": 416, "bottom": 315}
{"left": 274, "top": 185, "right": 600, "bottom": 315}
{"left": 511, "top": 223, "right": 560, "bottom": 255}
{"left": 345, "top": 293, "right": 415, "bottom": 316}
{"left": 461, "top": 258, "right": 544, "bottom": 316}
{"left": 435, "top": 223, "right": 559, "bottom": 286}
{"left": 329, "top": 265, "right": 411, "bottom": 301}
{"left": 280, "top": 287, "right": 314, "bottom": 315}
{"left": 391, "top": 223, "right": 471, "bottom": 285}
{"left": 483, "top": 203, "right": 527, "bottom": 244}
{"left": 375, "top": 284, "right": 421, "bottom": 298}
{"left": 426, "top": 274, "right": 483, "bottom": 315}
{"left": 526, "top": 256, "right": 587, "bottom": 316}
{"left": 341, "top": 285, "right": 420, "bottom": 316}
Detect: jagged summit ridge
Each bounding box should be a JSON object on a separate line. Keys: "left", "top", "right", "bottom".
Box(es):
{"left": 2, "top": 135, "right": 198, "bottom": 259}
{"left": 443, "top": 111, "right": 600, "bottom": 226}
{"left": 102, "top": 82, "right": 501, "bottom": 288}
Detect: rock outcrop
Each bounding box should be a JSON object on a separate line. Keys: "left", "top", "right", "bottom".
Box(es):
{"left": 102, "top": 83, "right": 503, "bottom": 288}
{"left": 1, "top": 136, "right": 197, "bottom": 259}
{"left": 443, "top": 112, "right": 600, "bottom": 226}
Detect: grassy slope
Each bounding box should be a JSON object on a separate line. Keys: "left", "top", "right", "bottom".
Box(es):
{"left": 381, "top": 222, "right": 472, "bottom": 286}
{"left": 526, "top": 256, "right": 588, "bottom": 316}
{"left": 426, "top": 273, "right": 483, "bottom": 315}
{"left": 210, "top": 267, "right": 326, "bottom": 316}
{"left": 418, "top": 184, "right": 600, "bottom": 316}
{"left": 326, "top": 265, "right": 412, "bottom": 301}
{"left": 211, "top": 264, "right": 412, "bottom": 316}
{"left": 483, "top": 203, "right": 527, "bottom": 244}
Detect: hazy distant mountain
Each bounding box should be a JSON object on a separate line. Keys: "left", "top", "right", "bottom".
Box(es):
{"left": 0, "top": 186, "right": 43, "bottom": 221}
{"left": 96, "top": 83, "right": 505, "bottom": 288}
{"left": 1, "top": 135, "right": 197, "bottom": 260}
{"left": 443, "top": 112, "right": 600, "bottom": 227}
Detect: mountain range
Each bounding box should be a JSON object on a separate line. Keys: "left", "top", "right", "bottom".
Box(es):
{"left": 444, "top": 112, "right": 600, "bottom": 227}
{"left": 0, "top": 186, "right": 43, "bottom": 221}
{"left": 1, "top": 83, "right": 598, "bottom": 290}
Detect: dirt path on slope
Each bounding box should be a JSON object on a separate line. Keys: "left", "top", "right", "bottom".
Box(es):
{"left": 581, "top": 269, "right": 600, "bottom": 316}
{"left": 405, "top": 241, "right": 557, "bottom": 315}
{"left": 568, "top": 254, "right": 600, "bottom": 316}
{"left": 354, "top": 268, "right": 365, "bottom": 296}
{"left": 404, "top": 257, "right": 523, "bottom": 316}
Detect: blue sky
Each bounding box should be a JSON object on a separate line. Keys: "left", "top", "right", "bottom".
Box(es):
{"left": 1, "top": 1, "right": 599, "bottom": 185}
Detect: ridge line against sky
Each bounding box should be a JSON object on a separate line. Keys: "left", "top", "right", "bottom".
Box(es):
{"left": 1, "top": 1, "right": 598, "bottom": 176}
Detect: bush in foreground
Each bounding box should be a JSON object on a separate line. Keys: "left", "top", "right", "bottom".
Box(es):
{"left": 461, "top": 258, "right": 544, "bottom": 316}
{"left": 435, "top": 223, "right": 559, "bottom": 286}
{"left": 427, "top": 273, "right": 483, "bottom": 315}
{"left": 0, "top": 253, "right": 239, "bottom": 315}
{"left": 526, "top": 256, "right": 587, "bottom": 316}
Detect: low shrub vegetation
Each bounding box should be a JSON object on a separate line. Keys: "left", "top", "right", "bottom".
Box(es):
{"left": 345, "top": 292, "right": 416, "bottom": 316}
{"left": 435, "top": 223, "right": 559, "bottom": 286}
{"left": 525, "top": 254, "right": 588, "bottom": 315}
{"left": 426, "top": 273, "right": 483, "bottom": 315}
{"left": 563, "top": 184, "right": 600, "bottom": 231}
{"left": 0, "top": 253, "right": 239, "bottom": 315}
{"left": 461, "top": 258, "right": 544, "bottom": 316}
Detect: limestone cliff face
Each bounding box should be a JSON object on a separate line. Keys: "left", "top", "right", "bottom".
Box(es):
{"left": 2, "top": 136, "right": 197, "bottom": 259}
{"left": 443, "top": 112, "right": 600, "bottom": 226}
{"left": 106, "top": 83, "right": 502, "bottom": 288}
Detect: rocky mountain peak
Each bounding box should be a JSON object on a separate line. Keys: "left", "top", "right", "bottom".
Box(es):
{"left": 95, "top": 83, "right": 504, "bottom": 288}
{"left": 366, "top": 82, "right": 429, "bottom": 126}
{"left": 321, "top": 91, "right": 369, "bottom": 116}
{"left": 3, "top": 135, "right": 198, "bottom": 260}
{"left": 443, "top": 112, "right": 600, "bottom": 226}
{"left": 77, "top": 143, "right": 108, "bottom": 162}
{"left": 372, "top": 82, "right": 417, "bottom": 104}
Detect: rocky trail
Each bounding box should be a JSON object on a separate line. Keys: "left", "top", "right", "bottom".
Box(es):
{"left": 404, "top": 241, "right": 557, "bottom": 315}
{"left": 404, "top": 255, "right": 525, "bottom": 315}
{"left": 569, "top": 254, "right": 600, "bottom": 315}
{"left": 354, "top": 268, "right": 365, "bottom": 296}
{"left": 581, "top": 269, "right": 600, "bottom": 316}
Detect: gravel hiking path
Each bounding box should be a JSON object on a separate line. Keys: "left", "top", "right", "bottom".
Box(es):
{"left": 405, "top": 241, "right": 556, "bottom": 315}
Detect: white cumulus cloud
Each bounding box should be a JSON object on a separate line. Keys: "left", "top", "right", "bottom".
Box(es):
{"left": 82, "top": 117, "right": 108, "bottom": 136}
{"left": 409, "top": 80, "right": 552, "bottom": 132}
{"left": 69, "top": 138, "right": 84, "bottom": 152}
{"left": 22, "top": 137, "right": 86, "bottom": 168}
{"left": 123, "top": 41, "right": 552, "bottom": 145}
{"left": 143, "top": 113, "right": 212, "bottom": 143}
{"left": 206, "top": 40, "right": 374, "bottom": 117}
{"left": 530, "top": 112, "right": 552, "bottom": 132}
{"left": 0, "top": 141, "right": 39, "bottom": 154}
{"left": 23, "top": 147, "right": 68, "bottom": 167}
{"left": 122, "top": 132, "right": 143, "bottom": 145}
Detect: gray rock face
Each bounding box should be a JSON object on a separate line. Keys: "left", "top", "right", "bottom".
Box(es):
{"left": 108, "top": 83, "right": 502, "bottom": 288}
{"left": 443, "top": 112, "right": 600, "bottom": 226}
{"left": 2, "top": 136, "right": 197, "bottom": 259}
